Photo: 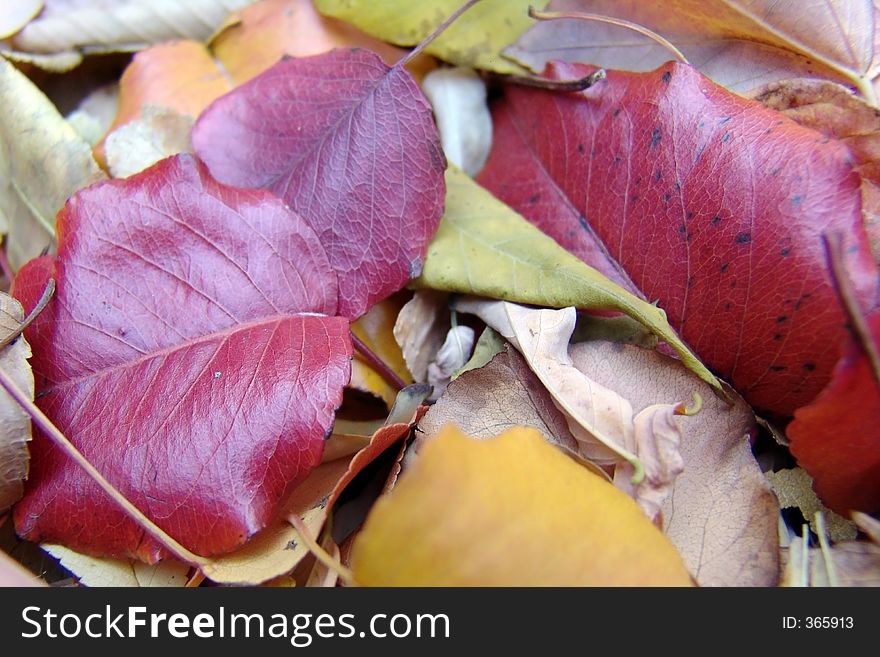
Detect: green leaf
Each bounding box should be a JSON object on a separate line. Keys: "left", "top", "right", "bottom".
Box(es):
{"left": 416, "top": 166, "right": 723, "bottom": 395}
{"left": 313, "top": 0, "right": 542, "bottom": 75}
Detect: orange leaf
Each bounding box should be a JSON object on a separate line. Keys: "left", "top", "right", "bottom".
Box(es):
{"left": 96, "top": 0, "right": 433, "bottom": 167}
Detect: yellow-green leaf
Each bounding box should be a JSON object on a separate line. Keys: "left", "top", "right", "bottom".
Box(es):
{"left": 416, "top": 167, "right": 722, "bottom": 395}
{"left": 0, "top": 57, "right": 104, "bottom": 269}
{"left": 313, "top": 0, "right": 543, "bottom": 75}
{"left": 351, "top": 425, "right": 694, "bottom": 586}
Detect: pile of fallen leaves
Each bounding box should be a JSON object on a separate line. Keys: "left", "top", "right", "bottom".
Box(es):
{"left": 1, "top": 0, "right": 879, "bottom": 587}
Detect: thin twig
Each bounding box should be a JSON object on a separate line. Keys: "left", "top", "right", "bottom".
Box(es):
{"left": 504, "top": 68, "right": 606, "bottom": 92}
{"left": 0, "top": 279, "right": 55, "bottom": 350}
{"left": 822, "top": 232, "right": 880, "bottom": 386}
{"left": 529, "top": 6, "right": 689, "bottom": 64}
{"left": 287, "top": 514, "right": 354, "bottom": 585}
{"left": 350, "top": 331, "right": 407, "bottom": 391}
{"left": 399, "top": 0, "right": 482, "bottom": 68}
{"left": 0, "top": 366, "right": 209, "bottom": 569}
{"left": 815, "top": 512, "right": 839, "bottom": 587}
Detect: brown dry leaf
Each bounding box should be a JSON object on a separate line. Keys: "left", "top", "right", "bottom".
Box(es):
{"left": 97, "top": 0, "right": 426, "bottom": 164}
{"left": 568, "top": 340, "right": 779, "bottom": 586}
{"left": 11, "top": 0, "right": 253, "bottom": 56}
{"left": 104, "top": 105, "right": 193, "bottom": 178}
{"left": 419, "top": 346, "right": 580, "bottom": 453}
{"left": 766, "top": 467, "right": 857, "bottom": 542}
{"left": 41, "top": 544, "right": 190, "bottom": 587}
{"left": 393, "top": 289, "right": 449, "bottom": 382}
{"left": 0, "top": 56, "right": 104, "bottom": 269}
{"left": 0, "top": 292, "right": 33, "bottom": 513}
{"left": 199, "top": 457, "right": 350, "bottom": 585}
{"left": 506, "top": 0, "right": 879, "bottom": 99}
{"left": 350, "top": 295, "right": 413, "bottom": 407}
{"left": 351, "top": 425, "right": 694, "bottom": 586}
{"left": 0, "top": 0, "right": 43, "bottom": 39}
{"left": 455, "top": 298, "right": 688, "bottom": 521}
{"left": 784, "top": 537, "right": 880, "bottom": 586}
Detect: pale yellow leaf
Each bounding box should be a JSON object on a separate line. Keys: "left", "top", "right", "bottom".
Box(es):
{"left": 0, "top": 0, "right": 43, "bottom": 39}
{"left": 201, "top": 457, "right": 350, "bottom": 585}
{"left": 12, "top": 0, "right": 255, "bottom": 54}
{"left": 42, "top": 544, "right": 189, "bottom": 587}
{"left": 0, "top": 56, "right": 104, "bottom": 269}
{"left": 105, "top": 105, "right": 193, "bottom": 178}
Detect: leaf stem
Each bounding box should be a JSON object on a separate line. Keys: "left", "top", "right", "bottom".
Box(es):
{"left": 287, "top": 514, "right": 353, "bottom": 585}
{"left": 350, "top": 331, "right": 407, "bottom": 391}
{"left": 675, "top": 392, "right": 703, "bottom": 417}
{"left": 815, "top": 512, "right": 839, "bottom": 587}
{"left": 398, "top": 0, "right": 482, "bottom": 68}
{"left": 822, "top": 231, "right": 880, "bottom": 386}
{"left": 504, "top": 68, "right": 606, "bottom": 92}
{"left": 528, "top": 6, "right": 689, "bottom": 64}
{"left": 0, "top": 279, "right": 55, "bottom": 350}
{"left": 0, "top": 366, "right": 210, "bottom": 569}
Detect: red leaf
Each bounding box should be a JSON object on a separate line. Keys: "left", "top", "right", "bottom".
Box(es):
{"left": 192, "top": 49, "right": 447, "bottom": 321}
{"left": 477, "top": 61, "right": 879, "bottom": 415}
{"left": 12, "top": 155, "right": 352, "bottom": 561}
{"left": 788, "top": 313, "right": 880, "bottom": 514}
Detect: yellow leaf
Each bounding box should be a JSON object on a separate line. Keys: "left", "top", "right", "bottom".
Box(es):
{"left": 351, "top": 425, "right": 693, "bottom": 586}
{"left": 200, "top": 457, "right": 350, "bottom": 585}
{"left": 416, "top": 166, "right": 722, "bottom": 395}
{"left": 315, "top": 0, "right": 543, "bottom": 75}
{"left": 40, "top": 544, "right": 190, "bottom": 587}
{"left": 350, "top": 295, "right": 413, "bottom": 407}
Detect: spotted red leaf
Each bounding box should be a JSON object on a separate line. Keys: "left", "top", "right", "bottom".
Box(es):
{"left": 192, "top": 49, "right": 447, "bottom": 321}
{"left": 788, "top": 312, "right": 880, "bottom": 514}
{"left": 12, "top": 155, "right": 352, "bottom": 561}
{"left": 477, "top": 61, "right": 879, "bottom": 415}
